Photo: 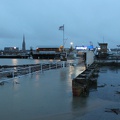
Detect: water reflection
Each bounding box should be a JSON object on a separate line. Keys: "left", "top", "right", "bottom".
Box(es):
{"left": 35, "top": 72, "right": 40, "bottom": 80}
{"left": 12, "top": 78, "right": 20, "bottom": 91}
{"left": 34, "top": 59, "right": 42, "bottom": 64}
{"left": 12, "top": 59, "right": 18, "bottom": 65}
{"left": 72, "top": 97, "right": 88, "bottom": 111}
{"left": 109, "top": 66, "right": 120, "bottom": 73}
{"left": 0, "top": 59, "right": 41, "bottom": 65}
{"left": 60, "top": 69, "right": 67, "bottom": 80}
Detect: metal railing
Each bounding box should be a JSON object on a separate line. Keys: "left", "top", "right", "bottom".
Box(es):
{"left": 0, "top": 61, "right": 70, "bottom": 82}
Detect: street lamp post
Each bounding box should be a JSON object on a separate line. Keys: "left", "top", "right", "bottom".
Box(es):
{"left": 117, "top": 45, "right": 120, "bottom": 53}
{"left": 70, "top": 42, "right": 73, "bottom": 52}
{"left": 70, "top": 42, "right": 73, "bottom": 46}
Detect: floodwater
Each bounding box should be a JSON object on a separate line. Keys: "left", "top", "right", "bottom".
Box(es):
{"left": 0, "top": 59, "right": 120, "bottom": 120}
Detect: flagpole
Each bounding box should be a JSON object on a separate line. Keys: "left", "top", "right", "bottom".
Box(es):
{"left": 63, "top": 24, "right": 64, "bottom": 52}
{"left": 59, "top": 24, "right": 67, "bottom": 61}
{"left": 59, "top": 24, "right": 65, "bottom": 52}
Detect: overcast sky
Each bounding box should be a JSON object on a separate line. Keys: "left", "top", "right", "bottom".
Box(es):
{"left": 0, "top": 0, "right": 120, "bottom": 50}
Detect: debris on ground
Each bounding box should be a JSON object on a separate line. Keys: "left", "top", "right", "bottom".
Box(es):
{"left": 0, "top": 81, "right": 4, "bottom": 85}
{"left": 105, "top": 108, "right": 120, "bottom": 115}
{"left": 115, "top": 91, "right": 120, "bottom": 94}
{"left": 97, "top": 83, "right": 106, "bottom": 88}
{"left": 111, "top": 84, "right": 115, "bottom": 87}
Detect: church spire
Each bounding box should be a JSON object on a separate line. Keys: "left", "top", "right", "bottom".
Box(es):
{"left": 22, "top": 34, "right": 26, "bottom": 51}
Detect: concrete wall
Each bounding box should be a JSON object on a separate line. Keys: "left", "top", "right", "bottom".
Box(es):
{"left": 86, "top": 50, "right": 94, "bottom": 67}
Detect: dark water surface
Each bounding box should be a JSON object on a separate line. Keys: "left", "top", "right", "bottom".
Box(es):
{"left": 0, "top": 59, "right": 120, "bottom": 120}
{"left": 0, "top": 58, "right": 58, "bottom": 65}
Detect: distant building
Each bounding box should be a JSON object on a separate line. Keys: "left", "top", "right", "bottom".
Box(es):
{"left": 98, "top": 43, "right": 108, "bottom": 53}
{"left": 36, "top": 46, "right": 60, "bottom": 53}
{"left": 32, "top": 46, "right": 61, "bottom": 59}
{"left": 4, "top": 47, "right": 19, "bottom": 52}
{"left": 22, "top": 35, "right": 26, "bottom": 51}
{"left": 97, "top": 43, "right": 108, "bottom": 59}
{"left": 75, "top": 45, "right": 94, "bottom": 51}
{"left": 4, "top": 47, "right": 19, "bottom": 55}
{"left": 75, "top": 46, "right": 87, "bottom": 51}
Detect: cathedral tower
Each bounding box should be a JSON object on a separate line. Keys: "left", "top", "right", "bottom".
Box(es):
{"left": 22, "top": 35, "right": 26, "bottom": 51}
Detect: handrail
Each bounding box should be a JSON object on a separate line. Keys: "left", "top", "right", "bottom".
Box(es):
{"left": 0, "top": 61, "right": 70, "bottom": 81}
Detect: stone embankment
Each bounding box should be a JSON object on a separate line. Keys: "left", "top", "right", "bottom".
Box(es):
{"left": 72, "top": 62, "right": 99, "bottom": 96}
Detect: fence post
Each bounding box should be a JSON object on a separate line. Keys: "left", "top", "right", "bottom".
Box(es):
{"left": 56, "top": 62, "right": 57, "bottom": 69}
{"left": 29, "top": 66, "right": 31, "bottom": 73}
{"left": 40, "top": 64, "right": 42, "bottom": 72}
{"left": 49, "top": 63, "right": 50, "bottom": 70}
{"left": 62, "top": 61, "right": 65, "bottom": 68}
{"left": 12, "top": 70, "right": 14, "bottom": 78}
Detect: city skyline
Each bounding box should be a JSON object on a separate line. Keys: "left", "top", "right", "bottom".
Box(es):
{"left": 0, "top": 0, "right": 120, "bottom": 49}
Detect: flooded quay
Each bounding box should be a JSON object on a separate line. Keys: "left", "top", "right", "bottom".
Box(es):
{"left": 0, "top": 59, "right": 120, "bottom": 120}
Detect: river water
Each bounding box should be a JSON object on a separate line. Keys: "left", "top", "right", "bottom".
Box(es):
{"left": 0, "top": 58, "right": 60, "bottom": 65}
{"left": 0, "top": 59, "right": 120, "bottom": 120}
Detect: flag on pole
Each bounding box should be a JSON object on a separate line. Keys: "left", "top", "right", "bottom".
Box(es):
{"left": 59, "top": 25, "right": 64, "bottom": 30}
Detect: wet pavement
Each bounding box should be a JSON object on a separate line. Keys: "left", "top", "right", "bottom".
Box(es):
{"left": 0, "top": 63, "right": 120, "bottom": 120}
